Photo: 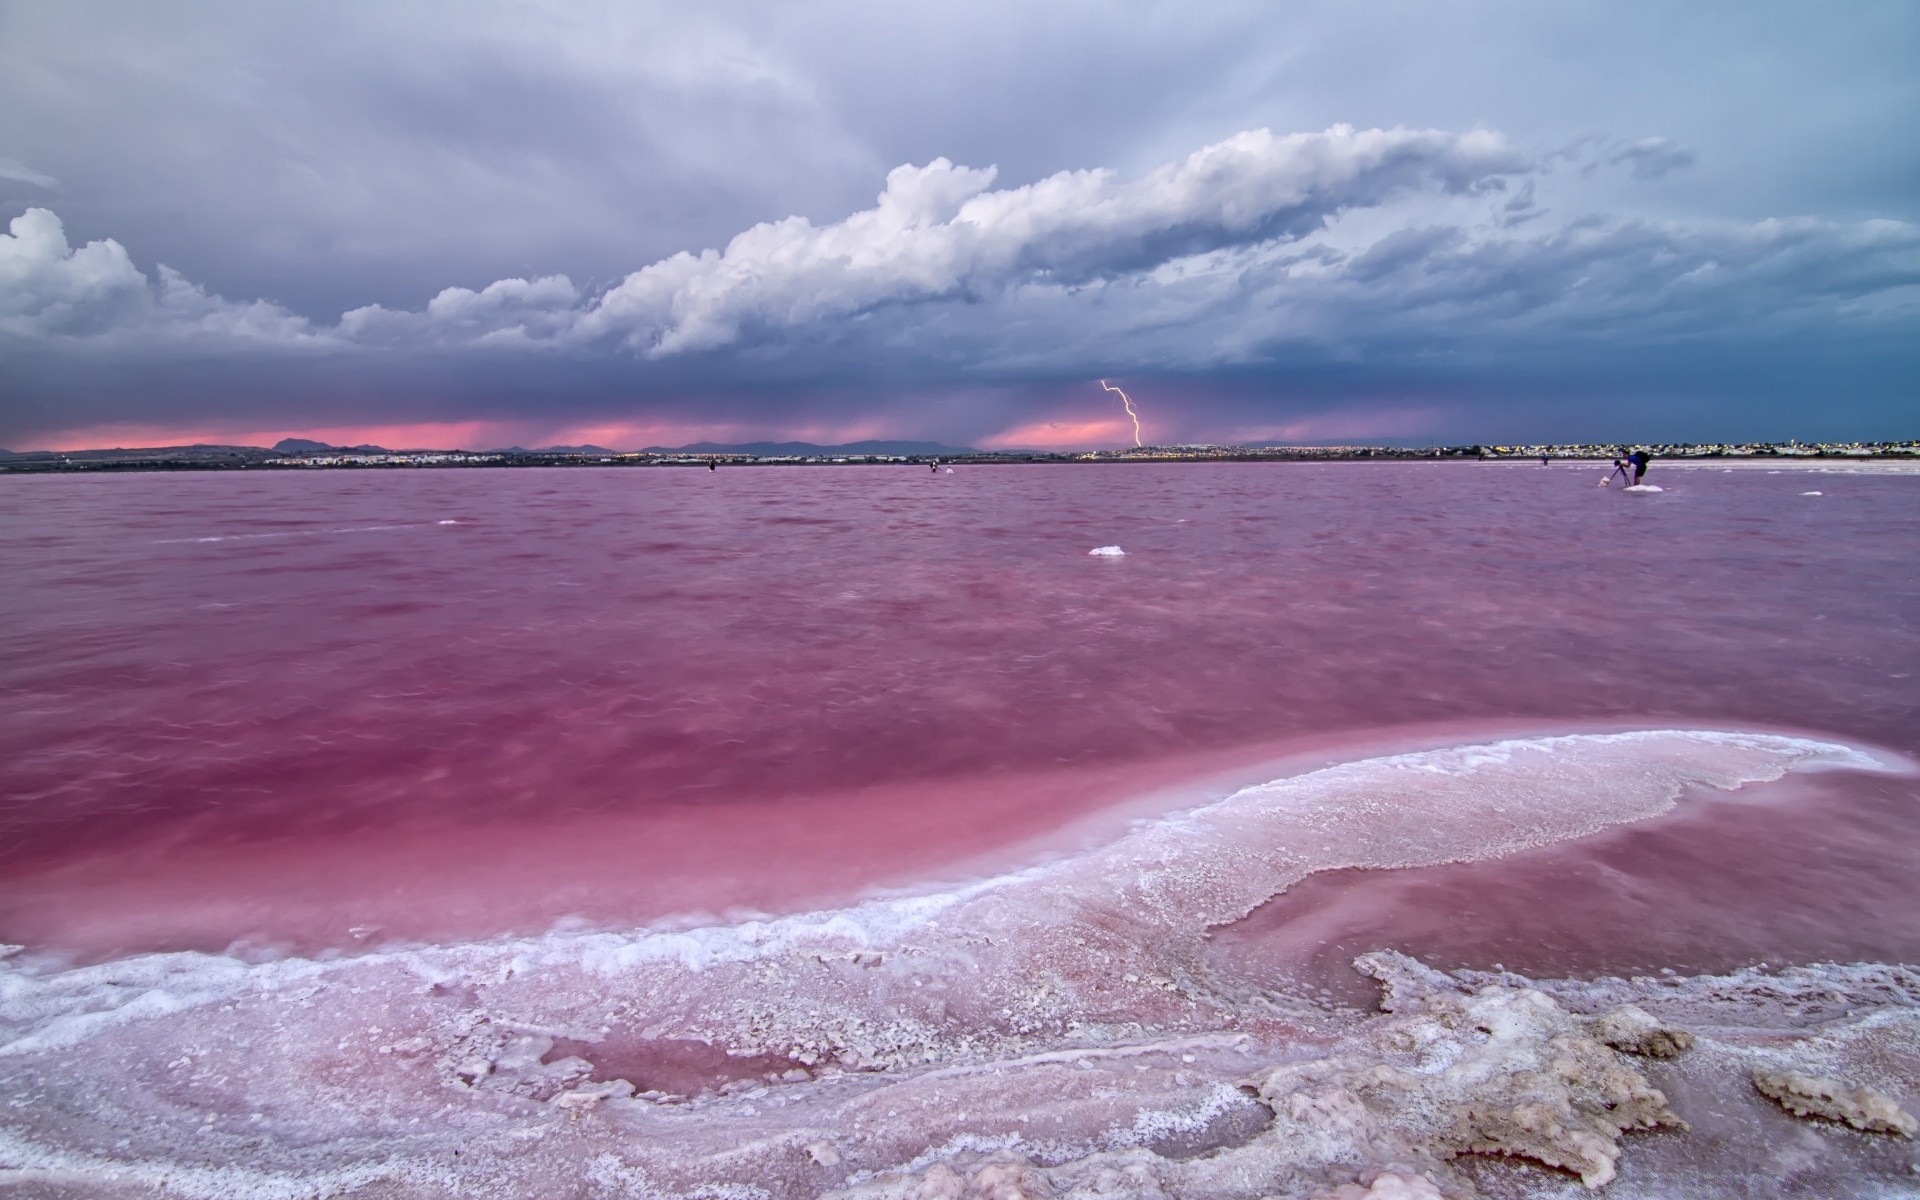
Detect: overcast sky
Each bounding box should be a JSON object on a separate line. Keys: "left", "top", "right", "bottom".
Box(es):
{"left": 2, "top": 0, "right": 1915, "bottom": 450}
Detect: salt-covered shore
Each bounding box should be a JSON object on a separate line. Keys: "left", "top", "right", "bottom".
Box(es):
{"left": 1643, "top": 458, "right": 1920, "bottom": 475}
{"left": 4, "top": 730, "right": 1916, "bottom": 1199}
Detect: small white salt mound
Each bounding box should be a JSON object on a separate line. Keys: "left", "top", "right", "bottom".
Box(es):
{"left": 1089, "top": 545, "right": 1126, "bottom": 557}
{"left": 1800, "top": 491, "right": 1822, "bottom": 497}
{"left": 1752, "top": 1068, "right": 1917, "bottom": 1136}
{"left": 438, "top": 520, "right": 459, "bottom": 525}
{"left": 1314, "top": 1173, "right": 1448, "bottom": 1200}
{"left": 1259, "top": 952, "right": 1685, "bottom": 1188}
{"left": 1588, "top": 1004, "right": 1694, "bottom": 1058}
{"left": 805, "top": 1141, "right": 842, "bottom": 1167}
{"left": 1622, "top": 484, "right": 1664, "bottom": 493}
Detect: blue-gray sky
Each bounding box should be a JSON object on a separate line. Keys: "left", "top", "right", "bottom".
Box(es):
{"left": 1, "top": 0, "right": 1915, "bottom": 450}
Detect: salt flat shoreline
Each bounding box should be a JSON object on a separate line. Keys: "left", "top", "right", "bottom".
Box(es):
{"left": 6, "top": 727, "right": 1916, "bottom": 1199}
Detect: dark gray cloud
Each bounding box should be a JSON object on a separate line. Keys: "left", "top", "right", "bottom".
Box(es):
{"left": 1607, "top": 138, "right": 1696, "bottom": 181}
{"left": 0, "top": 0, "right": 1915, "bottom": 448}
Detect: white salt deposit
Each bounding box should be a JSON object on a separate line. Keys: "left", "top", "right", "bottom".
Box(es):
{"left": 1089, "top": 545, "right": 1126, "bottom": 556}
{"left": 1622, "top": 484, "right": 1664, "bottom": 493}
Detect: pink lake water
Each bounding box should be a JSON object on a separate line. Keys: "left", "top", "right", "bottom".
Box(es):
{"left": 1, "top": 462, "right": 1916, "bottom": 969}
{"left": 4, "top": 461, "right": 1920, "bottom": 1199}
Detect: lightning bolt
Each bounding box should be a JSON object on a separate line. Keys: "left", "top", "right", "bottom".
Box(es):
{"left": 1100, "top": 380, "right": 1143, "bottom": 448}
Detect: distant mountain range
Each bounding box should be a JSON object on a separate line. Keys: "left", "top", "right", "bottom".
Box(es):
{"left": 273, "top": 438, "right": 406, "bottom": 454}
{"left": 487, "top": 444, "right": 618, "bottom": 455}
{"left": 0, "top": 443, "right": 280, "bottom": 463}
{"left": 644, "top": 439, "right": 976, "bottom": 457}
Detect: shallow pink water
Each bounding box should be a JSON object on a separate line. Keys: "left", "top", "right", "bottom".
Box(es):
{"left": 1, "top": 462, "right": 1916, "bottom": 968}
{"left": 1208, "top": 769, "right": 1920, "bottom": 1007}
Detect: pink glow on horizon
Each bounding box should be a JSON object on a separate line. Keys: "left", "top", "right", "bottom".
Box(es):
{"left": 23, "top": 400, "right": 1442, "bottom": 455}
{"left": 976, "top": 393, "right": 1447, "bottom": 452}
{"left": 980, "top": 415, "right": 1139, "bottom": 451}
{"left": 30, "top": 418, "right": 550, "bottom": 453}
{"left": 29, "top": 413, "right": 915, "bottom": 454}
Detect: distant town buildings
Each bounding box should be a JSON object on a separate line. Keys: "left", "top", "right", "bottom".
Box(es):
{"left": 1034, "top": 440, "right": 1919, "bottom": 465}
{"left": 263, "top": 452, "right": 503, "bottom": 467}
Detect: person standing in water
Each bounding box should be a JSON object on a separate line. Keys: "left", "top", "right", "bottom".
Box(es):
{"left": 1628, "top": 449, "right": 1652, "bottom": 485}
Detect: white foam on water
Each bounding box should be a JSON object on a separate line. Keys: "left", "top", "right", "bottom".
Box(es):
{"left": 2, "top": 729, "right": 1911, "bottom": 1198}
{"left": 1088, "top": 545, "right": 1125, "bottom": 556}
{"left": 156, "top": 523, "right": 445, "bottom": 545}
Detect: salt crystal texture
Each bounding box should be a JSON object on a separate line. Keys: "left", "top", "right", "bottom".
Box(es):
{"left": 1313, "top": 1173, "right": 1448, "bottom": 1200}
{"left": 1587, "top": 1004, "right": 1695, "bottom": 1059}
{"left": 1751, "top": 1068, "right": 1917, "bottom": 1136}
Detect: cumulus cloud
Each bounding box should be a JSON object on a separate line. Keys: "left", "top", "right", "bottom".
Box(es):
{"left": 280, "top": 125, "right": 1529, "bottom": 358}
{"left": 0, "top": 208, "right": 314, "bottom": 344}
{"left": 575, "top": 125, "right": 1528, "bottom": 355}
{"left": 340, "top": 275, "right": 582, "bottom": 348}
{"left": 0, "top": 208, "right": 150, "bottom": 335}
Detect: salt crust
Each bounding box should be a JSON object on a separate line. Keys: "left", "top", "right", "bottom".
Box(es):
{"left": 1751, "top": 1069, "right": 1917, "bottom": 1137}
{"left": 1313, "top": 1173, "right": 1447, "bottom": 1200}
{"left": 827, "top": 951, "right": 1920, "bottom": 1198}
{"left": 3, "top": 952, "right": 1917, "bottom": 1198}
{"left": 1584, "top": 1006, "right": 1693, "bottom": 1060}
{"left": 1, "top": 730, "right": 1913, "bottom": 1199}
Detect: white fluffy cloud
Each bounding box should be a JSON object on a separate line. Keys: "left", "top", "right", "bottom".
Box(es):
{"left": 1, "top": 208, "right": 149, "bottom": 335}
{"left": 267, "top": 125, "right": 1529, "bottom": 358}
{"left": 575, "top": 125, "right": 1527, "bottom": 355}
{"left": 339, "top": 275, "right": 582, "bottom": 348}
{"left": 0, "top": 208, "right": 314, "bottom": 344}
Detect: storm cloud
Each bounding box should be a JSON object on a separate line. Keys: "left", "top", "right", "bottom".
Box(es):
{"left": 1, "top": 1, "right": 1915, "bottom": 449}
